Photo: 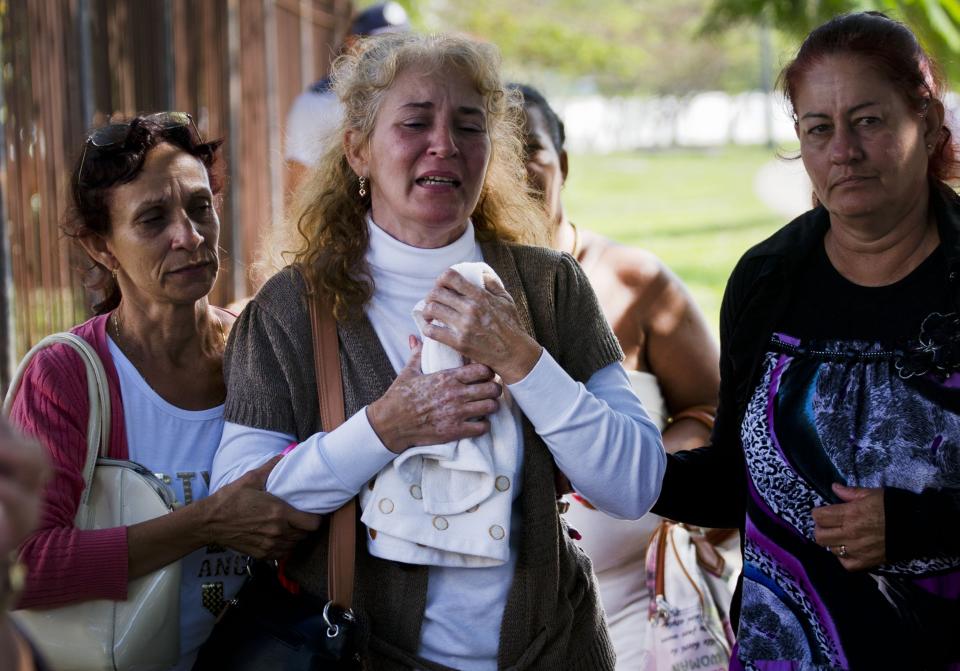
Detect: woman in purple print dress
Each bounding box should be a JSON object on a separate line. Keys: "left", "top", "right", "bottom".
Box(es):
{"left": 654, "top": 12, "right": 960, "bottom": 670}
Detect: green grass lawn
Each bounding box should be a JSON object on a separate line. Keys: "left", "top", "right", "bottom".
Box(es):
{"left": 564, "top": 145, "right": 791, "bottom": 335}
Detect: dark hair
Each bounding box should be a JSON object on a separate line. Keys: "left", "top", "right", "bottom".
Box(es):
{"left": 63, "top": 115, "right": 224, "bottom": 314}
{"left": 509, "top": 83, "right": 566, "bottom": 153}
{"left": 779, "top": 11, "right": 959, "bottom": 184}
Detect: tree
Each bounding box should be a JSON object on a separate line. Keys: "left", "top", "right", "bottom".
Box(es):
{"left": 424, "top": 0, "right": 776, "bottom": 96}
{"left": 702, "top": 0, "right": 960, "bottom": 82}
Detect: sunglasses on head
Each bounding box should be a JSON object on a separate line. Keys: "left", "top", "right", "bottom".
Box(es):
{"left": 77, "top": 111, "right": 203, "bottom": 187}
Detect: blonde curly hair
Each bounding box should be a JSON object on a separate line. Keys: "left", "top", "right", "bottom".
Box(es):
{"left": 287, "top": 32, "right": 546, "bottom": 318}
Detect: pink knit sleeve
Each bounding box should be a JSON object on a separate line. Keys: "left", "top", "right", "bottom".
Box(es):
{"left": 10, "top": 345, "right": 129, "bottom": 607}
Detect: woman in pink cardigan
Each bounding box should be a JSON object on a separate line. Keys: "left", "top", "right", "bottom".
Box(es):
{"left": 9, "top": 114, "right": 321, "bottom": 670}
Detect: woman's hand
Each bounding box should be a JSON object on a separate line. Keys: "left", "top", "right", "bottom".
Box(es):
{"left": 367, "top": 337, "right": 503, "bottom": 454}
{"left": 129, "top": 456, "right": 321, "bottom": 577}
{"left": 812, "top": 483, "right": 885, "bottom": 571}
{"left": 200, "top": 456, "right": 322, "bottom": 560}
{"left": 419, "top": 269, "right": 542, "bottom": 384}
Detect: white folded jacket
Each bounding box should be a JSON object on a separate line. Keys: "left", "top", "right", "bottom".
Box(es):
{"left": 360, "top": 262, "right": 522, "bottom": 567}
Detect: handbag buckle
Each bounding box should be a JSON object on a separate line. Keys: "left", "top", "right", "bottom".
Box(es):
{"left": 322, "top": 601, "right": 355, "bottom": 638}
{"left": 651, "top": 595, "right": 672, "bottom": 626}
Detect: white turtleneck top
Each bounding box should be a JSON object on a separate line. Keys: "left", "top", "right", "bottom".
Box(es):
{"left": 211, "top": 218, "right": 664, "bottom": 670}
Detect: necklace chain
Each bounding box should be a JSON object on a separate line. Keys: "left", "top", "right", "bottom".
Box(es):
{"left": 111, "top": 306, "right": 226, "bottom": 350}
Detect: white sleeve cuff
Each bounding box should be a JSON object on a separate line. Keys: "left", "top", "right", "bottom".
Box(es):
{"left": 506, "top": 349, "right": 582, "bottom": 432}
{"left": 306, "top": 407, "right": 395, "bottom": 492}
{"left": 264, "top": 407, "right": 395, "bottom": 511}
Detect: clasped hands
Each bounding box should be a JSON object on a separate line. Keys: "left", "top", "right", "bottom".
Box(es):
{"left": 368, "top": 269, "right": 542, "bottom": 455}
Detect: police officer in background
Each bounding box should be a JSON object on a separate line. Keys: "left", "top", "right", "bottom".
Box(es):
{"left": 283, "top": 2, "right": 410, "bottom": 197}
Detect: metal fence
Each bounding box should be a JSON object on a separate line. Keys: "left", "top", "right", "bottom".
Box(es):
{"left": 0, "top": 0, "right": 351, "bottom": 390}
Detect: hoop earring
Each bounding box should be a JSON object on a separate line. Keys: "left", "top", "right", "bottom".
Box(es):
{"left": 358, "top": 176, "right": 367, "bottom": 198}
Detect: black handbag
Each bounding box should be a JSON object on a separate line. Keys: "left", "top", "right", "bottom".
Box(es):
{"left": 193, "top": 560, "right": 365, "bottom": 670}
{"left": 194, "top": 290, "right": 364, "bottom": 670}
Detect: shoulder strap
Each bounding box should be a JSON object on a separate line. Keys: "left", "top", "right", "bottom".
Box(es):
{"left": 3, "top": 332, "right": 111, "bottom": 525}
{"left": 307, "top": 292, "right": 356, "bottom": 609}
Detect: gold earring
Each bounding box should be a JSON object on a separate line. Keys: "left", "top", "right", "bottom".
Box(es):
{"left": 358, "top": 175, "right": 367, "bottom": 198}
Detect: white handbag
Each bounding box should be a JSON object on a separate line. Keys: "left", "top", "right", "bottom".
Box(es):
{"left": 4, "top": 332, "right": 182, "bottom": 671}
{"left": 640, "top": 521, "right": 736, "bottom": 671}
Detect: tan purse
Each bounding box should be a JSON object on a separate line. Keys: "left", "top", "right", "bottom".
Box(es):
{"left": 4, "top": 332, "right": 181, "bottom": 671}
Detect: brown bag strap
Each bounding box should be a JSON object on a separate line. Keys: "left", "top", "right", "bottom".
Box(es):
{"left": 653, "top": 521, "right": 670, "bottom": 600}
{"left": 307, "top": 291, "right": 356, "bottom": 610}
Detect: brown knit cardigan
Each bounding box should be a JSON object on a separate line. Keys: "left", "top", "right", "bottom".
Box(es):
{"left": 223, "top": 239, "right": 623, "bottom": 670}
